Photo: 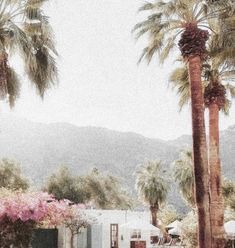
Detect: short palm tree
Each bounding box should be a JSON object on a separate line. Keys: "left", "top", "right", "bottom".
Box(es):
{"left": 0, "top": 0, "right": 57, "bottom": 106}
{"left": 133, "top": 1, "right": 229, "bottom": 245}
{"left": 173, "top": 150, "right": 195, "bottom": 208}
{"left": 135, "top": 160, "right": 169, "bottom": 227}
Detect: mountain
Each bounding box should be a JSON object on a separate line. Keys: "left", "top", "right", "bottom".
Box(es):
{"left": 0, "top": 115, "right": 234, "bottom": 212}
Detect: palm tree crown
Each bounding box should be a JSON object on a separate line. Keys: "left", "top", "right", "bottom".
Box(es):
{"left": 133, "top": 0, "right": 226, "bottom": 63}
{"left": 135, "top": 160, "right": 169, "bottom": 207}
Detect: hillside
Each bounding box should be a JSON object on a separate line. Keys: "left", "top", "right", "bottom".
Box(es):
{"left": 0, "top": 115, "right": 234, "bottom": 212}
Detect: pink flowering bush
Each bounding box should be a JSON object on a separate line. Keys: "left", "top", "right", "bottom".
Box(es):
{"left": 0, "top": 190, "right": 73, "bottom": 247}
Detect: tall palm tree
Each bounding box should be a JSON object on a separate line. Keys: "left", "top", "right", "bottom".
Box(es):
{"left": 0, "top": 0, "right": 57, "bottom": 106}
{"left": 135, "top": 160, "right": 169, "bottom": 227}
{"left": 133, "top": 1, "right": 227, "bottom": 246}
{"left": 173, "top": 150, "right": 195, "bottom": 208}
{"left": 170, "top": 40, "right": 235, "bottom": 247}
{"left": 204, "top": 69, "right": 234, "bottom": 248}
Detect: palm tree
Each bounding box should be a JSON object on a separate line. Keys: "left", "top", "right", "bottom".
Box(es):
{"left": 170, "top": 37, "right": 235, "bottom": 247}
{"left": 133, "top": 1, "right": 227, "bottom": 246}
{"left": 0, "top": 0, "right": 57, "bottom": 106}
{"left": 135, "top": 160, "right": 169, "bottom": 227}
{"left": 173, "top": 150, "right": 195, "bottom": 208}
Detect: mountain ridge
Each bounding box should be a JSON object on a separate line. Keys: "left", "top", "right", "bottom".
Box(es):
{"left": 0, "top": 115, "right": 234, "bottom": 212}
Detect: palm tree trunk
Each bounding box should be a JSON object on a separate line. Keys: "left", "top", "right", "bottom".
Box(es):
{"left": 0, "top": 51, "right": 8, "bottom": 98}
{"left": 209, "top": 103, "right": 226, "bottom": 248}
{"left": 187, "top": 56, "right": 212, "bottom": 248}
{"left": 150, "top": 205, "right": 158, "bottom": 227}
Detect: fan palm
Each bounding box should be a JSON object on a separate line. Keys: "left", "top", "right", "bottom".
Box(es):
{"left": 0, "top": 0, "right": 57, "bottom": 107}
{"left": 173, "top": 150, "right": 195, "bottom": 207}
{"left": 133, "top": 0, "right": 227, "bottom": 246}
{"left": 135, "top": 160, "right": 169, "bottom": 227}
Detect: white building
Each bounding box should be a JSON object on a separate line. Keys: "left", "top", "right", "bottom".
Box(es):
{"left": 58, "top": 209, "right": 159, "bottom": 248}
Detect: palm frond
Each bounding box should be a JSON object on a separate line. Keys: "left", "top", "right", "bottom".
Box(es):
{"left": 159, "top": 37, "right": 175, "bottom": 64}
{"left": 225, "top": 83, "right": 235, "bottom": 98}
{"left": 169, "top": 66, "right": 190, "bottom": 110}
{"left": 221, "top": 98, "right": 231, "bottom": 115}
{"left": 6, "top": 66, "right": 20, "bottom": 108}
{"left": 138, "top": 2, "right": 155, "bottom": 11}
{"left": 25, "top": 46, "right": 57, "bottom": 97}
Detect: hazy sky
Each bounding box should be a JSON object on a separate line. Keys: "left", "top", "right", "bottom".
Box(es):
{"left": 2, "top": 0, "right": 235, "bottom": 140}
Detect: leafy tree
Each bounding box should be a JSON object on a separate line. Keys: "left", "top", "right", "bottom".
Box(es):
{"left": 0, "top": 0, "right": 57, "bottom": 107}
{"left": 45, "top": 167, "right": 133, "bottom": 210}
{"left": 85, "top": 168, "right": 133, "bottom": 210}
{"left": 45, "top": 166, "right": 90, "bottom": 204}
{"left": 133, "top": 1, "right": 228, "bottom": 245}
{"left": 0, "top": 159, "right": 29, "bottom": 191}
{"left": 158, "top": 205, "right": 181, "bottom": 226}
{"left": 135, "top": 160, "right": 169, "bottom": 227}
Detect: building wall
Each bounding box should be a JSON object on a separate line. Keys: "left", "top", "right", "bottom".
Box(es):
{"left": 58, "top": 210, "right": 151, "bottom": 248}
{"left": 85, "top": 210, "right": 151, "bottom": 248}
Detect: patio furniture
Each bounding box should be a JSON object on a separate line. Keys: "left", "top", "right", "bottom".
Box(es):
{"left": 167, "top": 221, "right": 182, "bottom": 237}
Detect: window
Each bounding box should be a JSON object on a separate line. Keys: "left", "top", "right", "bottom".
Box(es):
{"left": 110, "top": 224, "right": 118, "bottom": 248}
{"left": 131, "top": 229, "right": 141, "bottom": 239}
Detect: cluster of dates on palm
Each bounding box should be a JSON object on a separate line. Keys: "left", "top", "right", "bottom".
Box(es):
{"left": 178, "top": 24, "right": 209, "bottom": 59}
{"left": 204, "top": 83, "right": 226, "bottom": 109}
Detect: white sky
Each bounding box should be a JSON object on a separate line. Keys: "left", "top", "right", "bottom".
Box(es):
{"left": 1, "top": 0, "right": 235, "bottom": 140}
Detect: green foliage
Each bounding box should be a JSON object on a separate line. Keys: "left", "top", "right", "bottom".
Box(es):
{"left": 0, "top": 159, "right": 29, "bottom": 191}
{"left": 45, "top": 167, "right": 133, "bottom": 210}
{"left": 207, "top": 1, "right": 235, "bottom": 68}
{"left": 84, "top": 168, "right": 133, "bottom": 210}
{"left": 44, "top": 166, "right": 90, "bottom": 204}
{"left": 158, "top": 205, "right": 181, "bottom": 226}
{"left": 173, "top": 151, "right": 235, "bottom": 211}
{"left": 173, "top": 150, "right": 195, "bottom": 207}
{"left": 170, "top": 39, "right": 235, "bottom": 113}
{"left": 222, "top": 178, "right": 235, "bottom": 211}
{"left": 169, "top": 66, "right": 190, "bottom": 110}
{"left": 0, "top": 0, "right": 57, "bottom": 106}
{"left": 133, "top": 0, "right": 230, "bottom": 64}
{"left": 135, "top": 160, "right": 169, "bottom": 208}
{"left": 181, "top": 211, "right": 198, "bottom": 248}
